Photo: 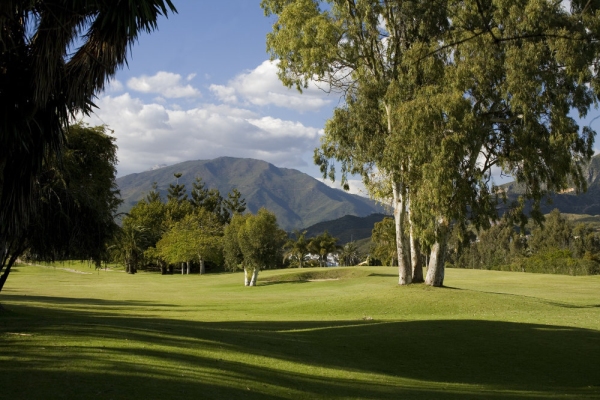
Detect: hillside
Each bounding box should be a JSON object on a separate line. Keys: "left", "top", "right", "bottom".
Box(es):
{"left": 116, "top": 157, "right": 385, "bottom": 230}
{"left": 500, "top": 153, "right": 600, "bottom": 215}
{"left": 302, "top": 213, "right": 390, "bottom": 245}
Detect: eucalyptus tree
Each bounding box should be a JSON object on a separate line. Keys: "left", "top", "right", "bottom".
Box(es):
{"left": 238, "top": 209, "right": 287, "bottom": 286}
{"left": 263, "top": 0, "right": 600, "bottom": 287}
{"left": 262, "top": 0, "right": 450, "bottom": 284}
{"left": 223, "top": 213, "right": 250, "bottom": 272}
{"left": 0, "top": 0, "right": 176, "bottom": 282}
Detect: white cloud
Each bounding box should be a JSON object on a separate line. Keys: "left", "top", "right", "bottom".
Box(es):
{"left": 212, "top": 60, "right": 333, "bottom": 112}
{"left": 104, "top": 78, "right": 124, "bottom": 93}
{"left": 85, "top": 94, "right": 322, "bottom": 177}
{"left": 127, "top": 71, "right": 201, "bottom": 98}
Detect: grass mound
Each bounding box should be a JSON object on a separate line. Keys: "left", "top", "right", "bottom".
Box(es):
{"left": 261, "top": 267, "right": 372, "bottom": 282}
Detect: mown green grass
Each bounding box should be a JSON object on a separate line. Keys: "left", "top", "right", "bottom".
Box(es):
{"left": 1, "top": 264, "right": 599, "bottom": 399}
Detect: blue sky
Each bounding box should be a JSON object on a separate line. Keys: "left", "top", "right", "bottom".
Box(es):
{"left": 84, "top": 0, "right": 599, "bottom": 193}
{"left": 83, "top": 1, "right": 356, "bottom": 190}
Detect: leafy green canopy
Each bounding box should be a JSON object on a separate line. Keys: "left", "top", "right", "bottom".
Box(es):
{"left": 263, "top": 0, "right": 600, "bottom": 262}
{"left": 1, "top": 123, "right": 121, "bottom": 288}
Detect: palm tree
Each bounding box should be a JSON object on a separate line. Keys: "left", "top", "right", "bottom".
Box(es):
{"left": 283, "top": 230, "right": 310, "bottom": 268}
{"left": 339, "top": 242, "right": 361, "bottom": 266}
{"left": 308, "top": 232, "right": 339, "bottom": 267}
{"left": 109, "top": 224, "right": 149, "bottom": 274}
{"left": 0, "top": 0, "right": 176, "bottom": 283}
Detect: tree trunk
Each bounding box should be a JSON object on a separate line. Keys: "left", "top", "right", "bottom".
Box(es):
{"left": 425, "top": 218, "right": 449, "bottom": 287}
{"left": 0, "top": 263, "right": 13, "bottom": 293}
{"left": 244, "top": 268, "right": 250, "bottom": 286}
{"left": 160, "top": 261, "right": 167, "bottom": 275}
{"left": 250, "top": 268, "right": 259, "bottom": 286}
{"left": 186, "top": 261, "right": 190, "bottom": 275}
{"left": 393, "top": 181, "right": 412, "bottom": 285}
{"left": 199, "top": 258, "right": 205, "bottom": 275}
{"left": 410, "top": 221, "right": 424, "bottom": 283}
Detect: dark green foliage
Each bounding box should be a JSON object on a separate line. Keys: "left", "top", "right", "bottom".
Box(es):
{"left": 1, "top": 123, "right": 121, "bottom": 289}
{"left": 371, "top": 218, "right": 397, "bottom": 266}
{"left": 452, "top": 210, "right": 600, "bottom": 275}
{"left": 238, "top": 209, "right": 287, "bottom": 272}
{"left": 167, "top": 173, "right": 188, "bottom": 203}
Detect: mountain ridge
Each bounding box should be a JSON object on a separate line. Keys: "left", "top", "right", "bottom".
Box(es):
{"left": 116, "top": 157, "right": 385, "bottom": 230}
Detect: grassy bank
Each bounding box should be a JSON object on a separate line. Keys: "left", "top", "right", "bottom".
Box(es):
{"left": 1, "top": 265, "right": 599, "bottom": 399}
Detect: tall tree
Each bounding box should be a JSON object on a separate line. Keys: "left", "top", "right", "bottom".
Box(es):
{"left": 238, "top": 209, "right": 286, "bottom": 286}
{"left": 223, "top": 213, "right": 250, "bottom": 272}
{"left": 1, "top": 123, "right": 121, "bottom": 290}
{"left": 167, "top": 172, "right": 187, "bottom": 203}
{"left": 283, "top": 230, "right": 310, "bottom": 268}
{"left": 0, "top": 0, "right": 176, "bottom": 281}
{"left": 263, "top": 0, "right": 600, "bottom": 287}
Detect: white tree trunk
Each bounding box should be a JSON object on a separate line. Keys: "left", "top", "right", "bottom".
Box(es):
{"left": 186, "top": 261, "right": 190, "bottom": 275}
{"left": 244, "top": 267, "right": 250, "bottom": 286}
{"left": 393, "top": 181, "right": 412, "bottom": 285}
{"left": 181, "top": 262, "right": 184, "bottom": 275}
{"left": 410, "top": 219, "right": 424, "bottom": 283}
{"left": 425, "top": 218, "right": 449, "bottom": 287}
{"left": 199, "top": 257, "right": 205, "bottom": 275}
{"left": 249, "top": 268, "right": 259, "bottom": 286}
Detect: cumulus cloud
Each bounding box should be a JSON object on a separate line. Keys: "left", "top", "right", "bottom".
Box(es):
{"left": 210, "top": 60, "right": 333, "bottom": 112}
{"left": 84, "top": 93, "right": 322, "bottom": 177}
{"left": 127, "top": 71, "right": 201, "bottom": 98}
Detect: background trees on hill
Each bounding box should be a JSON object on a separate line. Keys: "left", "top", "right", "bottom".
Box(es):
{"left": 339, "top": 242, "right": 361, "bottom": 267}
{"left": 451, "top": 210, "right": 600, "bottom": 275}
{"left": 263, "top": 0, "right": 600, "bottom": 287}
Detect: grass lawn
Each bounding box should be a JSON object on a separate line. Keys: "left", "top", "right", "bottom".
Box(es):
{"left": 1, "top": 263, "right": 599, "bottom": 399}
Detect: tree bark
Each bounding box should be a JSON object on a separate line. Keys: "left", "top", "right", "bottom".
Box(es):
{"left": 410, "top": 221, "right": 424, "bottom": 283}
{"left": 0, "top": 263, "right": 13, "bottom": 293}
{"left": 425, "top": 218, "right": 449, "bottom": 287}
{"left": 250, "top": 268, "right": 259, "bottom": 286}
{"left": 244, "top": 268, "right": 250, "bottom": 286}
{"left": 186, "top": 261, "right": 190, "bottom": 275}
{"left": 393, "top": 181, "right": 412, "bottom": 285}
{"left": 199, "top": 258, "right": 205, "bottom": 275}
{"left": 181, "top": 262, "right": 184, "bottom": 275}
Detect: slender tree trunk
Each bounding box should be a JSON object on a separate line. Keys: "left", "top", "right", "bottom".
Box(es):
{"left": 199, "top": 258, "right": 205, "bottom": 275}
{"left": 250, "top": 268, "right": 259, "bottom": 286}
{"left": 186, "top": 261, "right": 190, "bottom": 275}
{"left": 393, "top": 181, "right": 412, "bottom": 285}
{"left": 425, "top": 218, "right": 449, "bottom": 287}
{"left": 0, "top": 263, "right": 13, "bottom": 293}
{"left": 244, "top": 268, "right": 250, "bottom": 286}
{"left": 181, "top": 263, "right": 184, "bottom": 275}
{"left": 410, "top": 219, "right": 424, "bottom": 283}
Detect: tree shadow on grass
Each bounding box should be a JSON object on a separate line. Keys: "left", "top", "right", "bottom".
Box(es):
{"left": 1, "top": 301, "right": 599, "bottom": 399}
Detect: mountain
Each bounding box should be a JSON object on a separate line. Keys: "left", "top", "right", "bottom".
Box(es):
{"left": 500, "top": 153, "right": 600, "bottom": 215}
{"left": 116, "top": 157, "right": 385, "bottom": 230}
{"left": 302, "top": 213, "right": 390, "bottom": 245}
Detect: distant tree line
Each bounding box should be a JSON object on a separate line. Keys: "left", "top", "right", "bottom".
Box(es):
{"left": 370, "top": 210, "right": 600, "bottom": 276}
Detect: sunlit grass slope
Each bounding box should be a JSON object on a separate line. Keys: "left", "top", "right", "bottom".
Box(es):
{"left": 1, "top": 264, "right": 599, "bottom": 399}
